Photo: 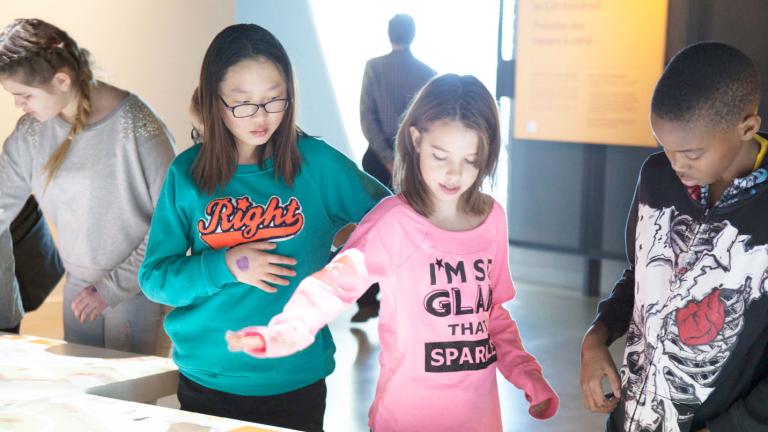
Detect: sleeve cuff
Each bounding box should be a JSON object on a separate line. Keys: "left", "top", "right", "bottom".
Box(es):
{"left": 202, "top": 248, "right": 236, "bottom": 293}
{"left": 94, "top": 280, "right": 131, "bottom": 307}
{"left": 591, "top": 315, "right": 622, "bottom": 346}
{"left": 522, "top": 370, "right": 560, "bottom": 420}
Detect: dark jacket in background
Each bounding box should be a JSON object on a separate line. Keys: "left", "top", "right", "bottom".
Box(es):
{"left": 360, "top": 49, "right": 436, "bottom": 170}
{"left": 11, "top": 196, "right": 64, "bottom": 312}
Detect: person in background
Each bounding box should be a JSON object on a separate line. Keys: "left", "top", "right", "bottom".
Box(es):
{"left": 355, "top": 13, "right": 436, "bottom": 322}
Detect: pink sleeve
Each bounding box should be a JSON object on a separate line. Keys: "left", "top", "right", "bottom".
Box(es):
{"left": 489, "top": 205, "right": 559, "bottom": 419}
{"left": 490, "top": 204, "right": 516, "bottom": 304}
{"left": 488, "top": 305, "right": 559, "bottom": 419}
{"left": 227, "top": 209, "right": 389, "bottom": 358}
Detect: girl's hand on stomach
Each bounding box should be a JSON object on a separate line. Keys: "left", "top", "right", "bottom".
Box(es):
{"left": 225, "top": 242, "right": 297, "bottom": 293}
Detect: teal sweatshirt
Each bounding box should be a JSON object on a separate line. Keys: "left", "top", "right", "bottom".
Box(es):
{"left": 139, "top": 135, "right": 389, "bottom": 396}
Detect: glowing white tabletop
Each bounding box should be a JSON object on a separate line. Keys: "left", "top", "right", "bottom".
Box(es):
{"left": 0, "top": 392, "right": 297, "bottom": 432}
{"left": 0, "top": 333, "right": 178, "bottom": 403}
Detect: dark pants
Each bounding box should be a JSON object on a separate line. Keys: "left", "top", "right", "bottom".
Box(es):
{"left": 0, "top": 323, "right": 20, "bottom": 334}
{"left": 177, "top": 373, "right": 327, "bottom": 431}
{"left": 359, "top": 147, "right": 393, "bottom": 308}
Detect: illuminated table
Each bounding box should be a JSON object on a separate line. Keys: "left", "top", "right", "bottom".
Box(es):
{"left": 0, "top": 333, "right": 178, "bottom": 403}
{"left": 0, "top": 392, "right": 296, "bottom": 431}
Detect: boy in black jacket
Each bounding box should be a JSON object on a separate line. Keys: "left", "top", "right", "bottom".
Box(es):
{"left": 580, "top": 42, "right": 768, "bottom": 432}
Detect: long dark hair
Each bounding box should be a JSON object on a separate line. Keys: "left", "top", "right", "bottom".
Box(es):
{"left": 193, "top": 23, "right": 302, "bottom": 194}
{"left": 0, "top": 18, "right": 95, "bottom": 185}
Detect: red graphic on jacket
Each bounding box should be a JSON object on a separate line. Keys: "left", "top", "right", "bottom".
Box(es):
{"left": 676, "top": 289, "right": 725, "bottom": 346}
{"left": 197, "top": 196, "right": 304, "bottom": 249}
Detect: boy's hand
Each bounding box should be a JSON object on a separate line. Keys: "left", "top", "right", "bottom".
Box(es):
{"left": 225, "top": 242, "right": 297, "bottom": 293}
{"left": 580, "top": 322, "right": 621, "bottom": 413}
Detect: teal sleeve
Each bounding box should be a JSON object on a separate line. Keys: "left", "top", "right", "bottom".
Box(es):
{"left": 138, "top": 165, "right": 237, "bottom": 307}
{"left": 313, "top": 141, "right": 391, "bottom": 229}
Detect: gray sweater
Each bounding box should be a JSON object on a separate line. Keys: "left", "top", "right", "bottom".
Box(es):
{"left": 0, "top": 94, "right": 175, "bottom": 306}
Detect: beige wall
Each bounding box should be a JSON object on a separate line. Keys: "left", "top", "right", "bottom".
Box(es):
{"left": 0, "top": 0, "right": 234, "bottom": 153}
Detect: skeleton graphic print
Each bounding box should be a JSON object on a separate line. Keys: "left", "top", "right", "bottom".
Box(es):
{"left": 620, "top": 203, "right": 768, "bottom": 432}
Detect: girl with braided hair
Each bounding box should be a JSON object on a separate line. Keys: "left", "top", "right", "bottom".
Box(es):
{"left": 0, "top": 18, "right": 175, "bottom": 354}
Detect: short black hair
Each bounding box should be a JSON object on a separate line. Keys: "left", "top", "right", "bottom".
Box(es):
{"left": 388, "top": 14, "right": 415, "bottom": 46}
{"left": 651, "top": 42, "right": 760, "bottom": 128}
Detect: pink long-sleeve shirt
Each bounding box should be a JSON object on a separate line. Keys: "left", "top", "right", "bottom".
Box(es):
{"left": 230, "top": 195, "right": 559, "bottom": 431}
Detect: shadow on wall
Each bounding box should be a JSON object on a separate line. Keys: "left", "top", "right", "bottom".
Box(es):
{"left": 236, "top": 0, "right": 352, "bottom": 157}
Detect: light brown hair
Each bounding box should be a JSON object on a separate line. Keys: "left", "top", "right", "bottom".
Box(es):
{"left": 394, "top": 73, "right": 500, "bottom": 217}
{"left": 0, "top": 18, "right": 95, "bottom": 185}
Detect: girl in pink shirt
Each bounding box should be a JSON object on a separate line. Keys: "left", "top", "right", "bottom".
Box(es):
{"left": 227, "top": 74, "right": 559, "bottom": 431}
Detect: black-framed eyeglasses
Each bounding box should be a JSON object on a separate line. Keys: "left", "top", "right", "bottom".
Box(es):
{"left": 219, "top": 96, "right": 291, "bottom": 118}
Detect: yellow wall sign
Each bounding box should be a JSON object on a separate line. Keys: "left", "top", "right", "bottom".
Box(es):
{"left": 513, "top": 0, "right": 668, "bottom": 147}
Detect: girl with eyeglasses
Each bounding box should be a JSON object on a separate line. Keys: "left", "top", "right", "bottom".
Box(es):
{"left": 139, "top": 24, "right": 389, "bottom": 431}
{"left": 0, "top": 18, "right": 175, "bottom": 354}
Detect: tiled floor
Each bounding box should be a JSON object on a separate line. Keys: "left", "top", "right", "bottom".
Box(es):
{"left": 20, "top": 276, "right": 624, "bottom": 431}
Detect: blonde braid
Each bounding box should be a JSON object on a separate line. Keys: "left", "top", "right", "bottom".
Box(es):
{"left": 42, "top": 33, "right": 94, "bottom": 185}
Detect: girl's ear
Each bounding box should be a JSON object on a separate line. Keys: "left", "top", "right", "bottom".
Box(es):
{"left": 50, "top": 70, "right": 72, "bottom": 92}
{"left": 409, "top": 126, "right": 422, "bottom": 152}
